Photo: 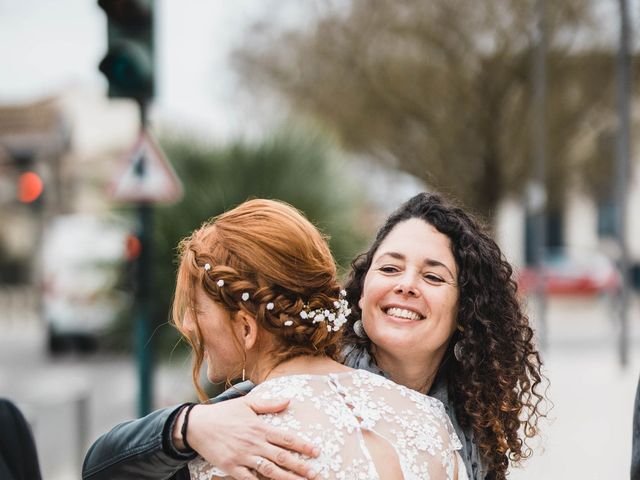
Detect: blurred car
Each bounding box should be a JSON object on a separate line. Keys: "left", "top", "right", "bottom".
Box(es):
{"left": 40, "top": 214, "right": 130, "bottom": 354}
{"left": 517, "top": 248, "right": 621, "bottom": 296}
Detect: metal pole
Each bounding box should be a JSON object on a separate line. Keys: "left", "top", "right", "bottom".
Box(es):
{"left": 615, "top": 0, "right": 631, "bottom": 367}
{"left": 532, "top": 0, "right": 548, "bottom": 351}
{"left": 136, "top": 100, "right": 154, "bottom": 416}
{"left": 76, "top": 392, "right": 89, "bottom": 468}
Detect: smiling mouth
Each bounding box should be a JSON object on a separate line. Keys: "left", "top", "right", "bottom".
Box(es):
{"left": 384, "top": 307, "right": 425, "bottom": 321}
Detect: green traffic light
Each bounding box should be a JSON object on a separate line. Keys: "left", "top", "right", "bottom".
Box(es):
{"left": 99, "top": 41, "right": 153, "bottom": 98}
{"left": 98, "top": 0, "right": 154, "bottom": 101}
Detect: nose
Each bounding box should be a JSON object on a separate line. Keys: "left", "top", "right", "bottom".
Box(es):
{"left": 393, "top": 271, "right": 421, "bottom": 297}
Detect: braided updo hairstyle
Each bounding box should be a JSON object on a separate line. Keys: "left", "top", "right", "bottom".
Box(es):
{"left": 172, "top": 199, "right": 344, "bottom": 401}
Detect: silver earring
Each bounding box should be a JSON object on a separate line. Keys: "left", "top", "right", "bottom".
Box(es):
{"left": 353, "top": 320, "right": 367, "bottom": 339}
{"left": 453, "top": 341, "right": 463, "bottom": 362}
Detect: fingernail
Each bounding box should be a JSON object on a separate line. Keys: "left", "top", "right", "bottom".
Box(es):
{"left": 312, "top": 447, "right": 320, "bottom": 456}
{"left": 308, "top": 468, "right": 318, "bottom": 478}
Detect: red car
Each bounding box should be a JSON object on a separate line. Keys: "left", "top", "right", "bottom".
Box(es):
{"left": 517, "top": 249, "right": 621, "bottom": 296}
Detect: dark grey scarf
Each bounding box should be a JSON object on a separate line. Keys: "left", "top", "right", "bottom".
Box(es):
{"left": 342, "top": 344, "right": 488, "bottom": 480}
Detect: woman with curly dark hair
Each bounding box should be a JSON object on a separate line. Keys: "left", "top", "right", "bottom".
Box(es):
{"left": 341, "top": 192, "right": 547, "bottom": 479}
{"left": 83, "top": 193, "right": 545, "bottom": 480}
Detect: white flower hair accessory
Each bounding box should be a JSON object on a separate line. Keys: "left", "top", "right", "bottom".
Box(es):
{"left": 299, "top": 290, "right": 351, "bottom": 332}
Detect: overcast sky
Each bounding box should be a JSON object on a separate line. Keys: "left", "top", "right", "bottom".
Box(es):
{"left": 0, "top": 0, "right": 291, "bottom": 139}
{"left": 0, "top": 0, "right": 634, "bottom": 140}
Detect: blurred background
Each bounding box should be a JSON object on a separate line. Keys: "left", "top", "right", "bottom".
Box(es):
{"left": 1, "top": 0, "right": 640, "bottom": 478}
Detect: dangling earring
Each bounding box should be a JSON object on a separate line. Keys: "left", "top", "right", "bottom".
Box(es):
{"left": 453, "top": 341, "right": 463, "bottom": 362}
{"left": 353, "top": 320, "right": 367, "bottom": 339}
{"left": 241, "top": 346, "right": 247, "bottom": 382}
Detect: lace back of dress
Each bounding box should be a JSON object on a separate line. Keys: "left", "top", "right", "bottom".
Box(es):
{"left": 188, "top": 370, "right": 467, "bottom": 480}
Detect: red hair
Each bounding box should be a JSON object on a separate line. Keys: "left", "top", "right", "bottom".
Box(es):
{"left": 172, "top": 199, "right": 344, "bottom": 400}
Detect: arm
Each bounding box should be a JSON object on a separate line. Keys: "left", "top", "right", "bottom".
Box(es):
{"left": 83, "top": 387, "right": 319, "bottom": 480}
{"left": 82, "top": 404, "right": 193, "bottom": 480}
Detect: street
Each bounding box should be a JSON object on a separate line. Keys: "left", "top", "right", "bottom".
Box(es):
{"left": 0, "top": 321, "right": 194, "bottom": 480}
{"left": 0, "top": 293, "right": 639, "bottom": 479}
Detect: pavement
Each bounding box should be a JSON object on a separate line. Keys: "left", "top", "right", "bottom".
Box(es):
{"left": 0, "top": 323, "right": 194, "bottom": 480}
{"left": 509, "top": 295, "right": 640, "bottom": 480}
{"left": 1, "top": 293, "right": 639, "bottom": 479}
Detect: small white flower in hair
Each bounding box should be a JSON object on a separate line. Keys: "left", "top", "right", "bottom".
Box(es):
{"left": 216, "top": 279, "right": 224, "bottom": 287}
{"left": 241, "top": 292, "right": 249, "bottom": 301}
{"left": 340, "top": 289, "right": 347, "bottom": 297}
{"left": 284, "top": 320, "right": 293, "bottom": 326}
{"left": 266, "top": 302, "right": 274, "bottom": 310}
{"left": 300, "top": 311, "right": 308, "bottom": 319}
{"left": 204, "top": 263, "right": 211, "bottom": 271}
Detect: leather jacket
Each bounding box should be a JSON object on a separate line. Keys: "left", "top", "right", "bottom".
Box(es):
{"left": 82, "top": 383, "right": 253, "bottom": 480}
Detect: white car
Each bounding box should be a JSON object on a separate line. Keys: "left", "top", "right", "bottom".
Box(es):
{"left": 40, "top": 214, "right": 130, "bottom": 354}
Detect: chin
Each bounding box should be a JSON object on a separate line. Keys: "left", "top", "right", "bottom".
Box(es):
{"left": 372, "top": 330, "right": 422, "bottom": 354}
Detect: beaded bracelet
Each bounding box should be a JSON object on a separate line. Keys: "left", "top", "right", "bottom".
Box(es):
{"left": 180, "top": 403, "right": 198, "bottom": 451}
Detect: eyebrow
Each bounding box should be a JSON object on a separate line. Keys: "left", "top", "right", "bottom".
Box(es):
{"left": 376, "top": 251, "right": 457, "bottom": 279}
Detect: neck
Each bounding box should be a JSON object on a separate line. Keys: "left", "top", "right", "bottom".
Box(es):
{"left": 250, "top": 354, "right": 351, "bottom": 384}
{"left": 371, "top": 346, "right": 445, "bottom": 394}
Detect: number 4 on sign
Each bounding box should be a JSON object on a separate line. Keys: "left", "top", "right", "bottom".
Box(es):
{"left": 108, "top": 130, "right": 183, "bottom": 205}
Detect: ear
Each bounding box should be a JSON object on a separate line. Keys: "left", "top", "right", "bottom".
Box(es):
{"left": 235, "top": 310, "right": 259, "bottom": 350}
{"left": 358, "top": 296, "right": 364, "bottom": 311}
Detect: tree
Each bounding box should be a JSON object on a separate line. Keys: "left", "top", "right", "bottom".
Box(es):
{"left": 107, "top": 129, "right": 367, "bottom": 355}
{"left": 233, "top": 0, "right": 627, "bottom": 221}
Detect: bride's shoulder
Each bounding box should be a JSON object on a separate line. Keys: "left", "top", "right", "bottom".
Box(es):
{"left": 350, "top": 370, "right": 449, "bottom": 412}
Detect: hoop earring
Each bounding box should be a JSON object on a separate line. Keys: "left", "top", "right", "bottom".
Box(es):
{"left": 453, "top": 341, "right": 463, "bottom": 362}
{"left": 353, "top": 320, "right": 367, "bottom": 339}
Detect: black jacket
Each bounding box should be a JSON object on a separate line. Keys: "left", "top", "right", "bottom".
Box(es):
{"left": 0, "top": 398, "right": 42, "bottom": 480}
{"left": 82, "top": 383, "right": 253, "bottom": 480}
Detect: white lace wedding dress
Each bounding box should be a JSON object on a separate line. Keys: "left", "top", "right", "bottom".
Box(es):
{"left": 189, "top": 369, "right": 468, "bottom": 480}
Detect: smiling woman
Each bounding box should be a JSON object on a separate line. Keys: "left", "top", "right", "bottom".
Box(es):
{"left": 343, "top": 193, "right": 547, "bottom": 480}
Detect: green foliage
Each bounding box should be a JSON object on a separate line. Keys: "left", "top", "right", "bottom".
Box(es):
{"left": 147, "top": 128, "right": 367, "bottom": 357}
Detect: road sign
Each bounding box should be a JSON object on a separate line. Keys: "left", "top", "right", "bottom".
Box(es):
{"left": 109, "top": 130, "right": 183, "bottom": 204}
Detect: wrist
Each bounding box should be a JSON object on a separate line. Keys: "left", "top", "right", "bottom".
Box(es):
{"left": 172, "top": 403, "right": 197, "bottom": 453}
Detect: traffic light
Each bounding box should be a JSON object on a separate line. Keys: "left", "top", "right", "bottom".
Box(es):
{"left": 98, "top": 0, "right": 154, "bottom": 101}
{"left": 17, "top": 171, "right": 44, "bottom": 204}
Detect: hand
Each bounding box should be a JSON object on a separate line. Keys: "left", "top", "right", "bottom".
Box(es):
{"left": 175, "top": 397, "right": 319, "bottom": 480}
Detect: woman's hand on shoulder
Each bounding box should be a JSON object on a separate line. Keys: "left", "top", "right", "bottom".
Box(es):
{"left": 177, "top": 397, "right": 319, "bottom": 480}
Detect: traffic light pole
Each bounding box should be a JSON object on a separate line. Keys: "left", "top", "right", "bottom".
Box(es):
{"left": 135, "top": 99, "right": 154, "bottom": 416}
{"left": 98, "top": 0, "right": 159, "bottom": 415}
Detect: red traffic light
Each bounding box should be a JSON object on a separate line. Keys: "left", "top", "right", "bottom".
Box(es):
{"left": 125, "top": 234, "right": 142, "bottom": 261}
{"left": 18, "top": 171, "right": 43, "bottom": 203}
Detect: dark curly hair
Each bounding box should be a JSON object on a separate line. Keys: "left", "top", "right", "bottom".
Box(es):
{"left": 343, "top": 192, "right": 546, "bottom": 479}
